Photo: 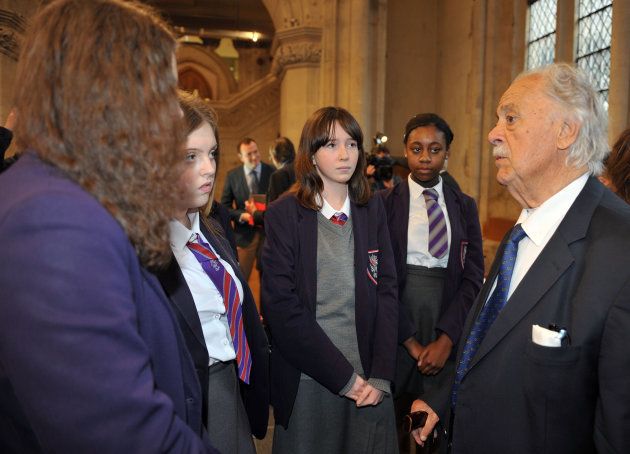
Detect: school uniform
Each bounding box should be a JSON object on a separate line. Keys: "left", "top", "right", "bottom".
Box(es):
{"left": 380, "top": 176, "right": 483, "bottom": 451}
{"left": 262, "top": 193, "right": 399, "bottom": 453}
{"left": 157, "top": 212, "right": 269, "bottom": 454}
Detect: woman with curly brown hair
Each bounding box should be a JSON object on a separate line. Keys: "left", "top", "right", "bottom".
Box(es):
{"left": 600, "top": 128, "right": 630, "bottom": 204}
{"left": 0, "top": 1, "right": 215, "bottom": 452}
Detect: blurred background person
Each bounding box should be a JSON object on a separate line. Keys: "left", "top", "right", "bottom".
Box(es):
{"left": 381, "top": 113, "right": 483, "bottom": 453}
{"left": 221, "top": 137, "right": 274, "bottom": 282}
{"left": 599, "top": 127, "right": 630, "bottom": 204}
{"left": 0, "top": 0, "right": 216, "bottom": 452}
{"left": 266, "top": 136, "right": 296, "bottom": 203}
{"left": 262, "top": 106, "right": 399, "bottom": 454}
{"left": 157, "top": 91, "right": 269, "bottom": 454}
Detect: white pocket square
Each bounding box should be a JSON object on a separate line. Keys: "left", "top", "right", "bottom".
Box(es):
{"left": 532, "top": 324, "right": 563, "bottom": 347}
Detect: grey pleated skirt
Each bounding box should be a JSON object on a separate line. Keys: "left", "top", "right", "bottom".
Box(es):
{"left": 272, "top": 377, "right": 397, "bottom": 454}
{"left": 394, "top": 264, "right": 453, "bottom": 397}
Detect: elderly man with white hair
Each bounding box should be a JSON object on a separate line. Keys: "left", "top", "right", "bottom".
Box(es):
{"left": 410, "top": 63, "right": 630, "bottom": 453}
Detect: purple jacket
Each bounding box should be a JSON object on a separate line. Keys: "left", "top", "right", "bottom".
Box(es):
{"left": 0, "top": 153, "right": 216, "bottom": 453}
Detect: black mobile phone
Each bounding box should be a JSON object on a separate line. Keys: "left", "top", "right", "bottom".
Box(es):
{"left": 403, "top": 410, "right": 428, "bottom": 433}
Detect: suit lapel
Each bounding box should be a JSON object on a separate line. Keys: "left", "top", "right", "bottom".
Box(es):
{"left": 158, "top": 258, "right": 206, "bottom": 349}
{"left": 465, "top": 178, "right": 602, "bottom": 372}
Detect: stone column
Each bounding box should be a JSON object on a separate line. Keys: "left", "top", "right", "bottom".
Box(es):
{"left": 271, "top": 26, "right": 322, "bottom": 145}
{"left": 609, "top": 0, "right": 630, "bottom": 142}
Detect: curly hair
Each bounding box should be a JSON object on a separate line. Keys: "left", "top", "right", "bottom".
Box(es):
{"left": 13, "top": 0, "right": 183, "bottom": 268}
{"left": 606, "top": 128, "right": 630, "bottom": 204}
{"left": 294, "top": 106, "right": 371, "bottom": 210}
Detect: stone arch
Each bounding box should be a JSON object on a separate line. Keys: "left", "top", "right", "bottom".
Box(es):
{"left": 176, "top": 44, "right": 238, "bottom": 101}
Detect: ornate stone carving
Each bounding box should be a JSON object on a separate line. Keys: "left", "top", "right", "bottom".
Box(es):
{"left": 270, "top": 26, "right": 322, "bottom": 76}
{"left": 0, "top": 9, "right": 26, "bottom": 61}
{"left": 271, "top": 41, "right": 321, "bottom": 75}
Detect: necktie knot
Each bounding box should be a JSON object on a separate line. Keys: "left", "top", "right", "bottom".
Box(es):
{"left": 509, "top": 223, "right": 527, "bottom": 245}
{"left": 330, "top": 212, "right": 348, "bottom": 226}
{"left": 422, "top": 188, "right": 439, "bottom": 202}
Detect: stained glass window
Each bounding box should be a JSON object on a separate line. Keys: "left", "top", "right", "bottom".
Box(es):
{"left": 576, "top": 0, "right": 613, "bottom": 110}
{"left": 526, "top": 0, "right": 557, "bottom": 70}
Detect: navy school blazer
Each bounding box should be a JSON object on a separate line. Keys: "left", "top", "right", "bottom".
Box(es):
{"left": 261, "top": 193, "right": 399, "bottom": 428}
{"left": 380, "top": 179, "right": 484, "bottom": 346}
{"left": 156, "top": 216, "right": 270, "bottom": 439}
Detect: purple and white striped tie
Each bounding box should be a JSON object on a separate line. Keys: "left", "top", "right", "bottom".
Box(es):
{"left": 423, "top": 188, "right": 448, "bottom": 258}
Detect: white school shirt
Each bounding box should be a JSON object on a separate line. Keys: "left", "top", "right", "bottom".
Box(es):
{"left": 169, "top": 211, "right": 244, "bottom": 364}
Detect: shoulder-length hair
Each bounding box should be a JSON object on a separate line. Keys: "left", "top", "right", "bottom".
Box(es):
{"left": 13, "top": 0, "right": 182, "bottom": 268}
{"left": 177, "top": 90, "right": 225, "bottom": 234}
{"left": 294, "top": 106, "right": 370, "bottom": 210}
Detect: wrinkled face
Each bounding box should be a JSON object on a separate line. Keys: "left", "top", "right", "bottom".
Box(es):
{"left": 404, "top": 125, "right": 449, "bottom": 183}
{"left": 313, "top": 121, "right": 359, "bottom": 190}
{"left": 488, "top": 75, "right": 564, "bottom": 196}
{"left": 238, "top": 141, "right": 261, "bottom": 170}
{"left": 177, "top": 122, "right": 217, "bottom": 213}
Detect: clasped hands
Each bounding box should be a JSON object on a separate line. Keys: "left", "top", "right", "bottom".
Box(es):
{"left": 344, "top": 375, "right": 383, "bottom": 407}
{"left": 404, "top": 333, "right": 453, "bottom": 375}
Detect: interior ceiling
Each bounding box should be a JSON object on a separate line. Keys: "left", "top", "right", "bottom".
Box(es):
{"left": 148, "top": 0, "right": 275, "bottom": 40}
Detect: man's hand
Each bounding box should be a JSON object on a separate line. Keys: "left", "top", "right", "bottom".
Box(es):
{"left": 244, "top": 199, "right": 257, "bottom": 215}
{"left": 417, "top": 333, "right": 453, "bottom": 375}
{"left": 356, "top": 383, "right": 384, "bottom": 407}
{"left": 239, "top": 212, "right": 253, "bottom": 224}
{"left": 410, "top": 399, "right": 439, "bottom": 447}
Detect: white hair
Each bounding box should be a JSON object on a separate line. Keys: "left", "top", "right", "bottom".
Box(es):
{"left": 516, "top": 63, "right": 609, "bottom": 175}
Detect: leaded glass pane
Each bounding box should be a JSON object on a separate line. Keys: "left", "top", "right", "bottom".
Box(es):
{"left": 576, "top": 1, "right": 612, "bottom": 110}
{"left": 526, "top": 0, "right": 557, "bottom": 70}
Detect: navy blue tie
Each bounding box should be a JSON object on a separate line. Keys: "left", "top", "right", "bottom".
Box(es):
{"left": 451, "top": 224, "right": 527, "bottom": 408}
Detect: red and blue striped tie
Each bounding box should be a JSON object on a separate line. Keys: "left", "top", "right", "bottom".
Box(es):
{"left": 187, "top": 234, "right": 252, "bottom": 384}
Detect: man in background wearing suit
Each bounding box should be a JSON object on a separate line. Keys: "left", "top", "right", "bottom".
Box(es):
{"left": 412, "top": 63, "right": 630, "bottom": 453}
{"left": 221, "top": 137, "right": 274, "bottom": 280}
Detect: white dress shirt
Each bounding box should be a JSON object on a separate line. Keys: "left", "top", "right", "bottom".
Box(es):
{"left": 491, "top": 173, "right": 589, "bottom": 301}
{"left": 169, "top": 211, "right": 244, "bottom": 364}
{"left": 320, "top": 193, "right": 351, "bottom": 220}
{"left": 406, "top": 175, "right": 451, "bottom": 268}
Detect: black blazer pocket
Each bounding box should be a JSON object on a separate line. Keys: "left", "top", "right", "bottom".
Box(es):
{"left": 525, "top": 341, "right": 581, "bottom": 366}
{"left": 524, "top": 341, "right": 582, "bottom": 400}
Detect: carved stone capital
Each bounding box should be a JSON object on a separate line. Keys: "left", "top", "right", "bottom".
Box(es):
{"left": 0, "top": 9, "right": 26, "bottom": 61}
{"left": 270, "top": 26, "right": 322, "bottom": 76}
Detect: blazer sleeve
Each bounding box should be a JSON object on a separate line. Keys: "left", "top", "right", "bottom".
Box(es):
{"left": 368, "top": 197, "right": 400, "bottom": 381}
{"left": 262, "top": 200, "right": 355, "bottom": 393}
{"left": 0, "top": 192, "right": 213, "bottom": 453}
{"left": 220, "top": 171, "right": 246, "bottom": 223}
{"left": 435, "top": 196, "right": 484, "bottom": 346}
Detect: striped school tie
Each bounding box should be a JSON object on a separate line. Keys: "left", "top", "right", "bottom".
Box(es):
{"left": 330, "top": 212, "right": 348, "bottom": 226}
{"left": 423, "top": 188, "right": 448, "bottom": 258}
{"left": 187, "top": 234, "right": 252, "bottom": 384}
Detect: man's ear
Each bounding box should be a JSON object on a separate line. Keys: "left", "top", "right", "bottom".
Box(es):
{"left": 557, "top": 117, "right": 580, "bottom": 150}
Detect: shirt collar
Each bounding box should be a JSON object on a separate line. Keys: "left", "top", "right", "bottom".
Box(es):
{"left": 408, "top": 174, "right": 445, "bottom": 201}
{"left": 244, "top": 162, "right": 261, "bottom": 175}
{"left": 319, "top": 192, "right": 351, "bottom": 220}
{"left": 516, "top": 173, "right": 589, "bottom": 246}
{"left": 169, "top": 211, "right": 201, "bottom": 251}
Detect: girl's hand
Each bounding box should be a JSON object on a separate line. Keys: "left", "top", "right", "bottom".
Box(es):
{"left": 356, "top": 383, "right": 383, "bottom": 407}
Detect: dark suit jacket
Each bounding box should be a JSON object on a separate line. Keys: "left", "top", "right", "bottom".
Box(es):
{"left": 220, "top": 162, "right": 274, "bottom": 247}
{"left": 267, "top": 162, "right": 296, "bottom": 204}
{"left": 427, "top": 177, "right": 630, "bottom": 453}
{"left": 156, "top": 217, "right": 270, "bottom": 439}
{"left": 380, "top": 180, "right": 484, "bottom": 345}
{"left": 262, "top": 194, "right": 399, "bottom": 428}
{"left": 209, "top": 199, "right": 238, "bottom": 257}
{"left": 0, "top": 153, "right": 215, "bottom": 453}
